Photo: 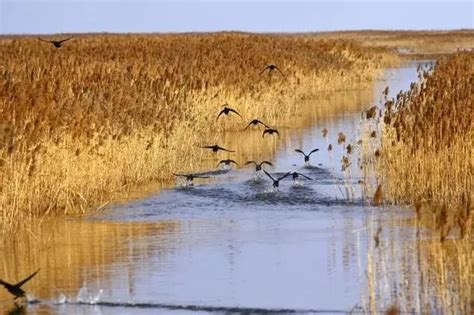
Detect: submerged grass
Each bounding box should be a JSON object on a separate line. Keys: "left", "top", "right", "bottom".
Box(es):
{"left": 0, "top": 33, "right": 398, "bottom": 231}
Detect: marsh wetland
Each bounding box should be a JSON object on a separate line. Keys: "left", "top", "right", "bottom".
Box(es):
{"left": 2, "top": 59, "right": 469, "bottom": 314}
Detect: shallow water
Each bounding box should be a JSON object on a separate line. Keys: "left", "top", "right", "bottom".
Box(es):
{"left": 2, "top": 61, "right": 453, "bottom": 314}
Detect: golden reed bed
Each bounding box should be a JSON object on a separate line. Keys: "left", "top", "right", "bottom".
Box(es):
{"left": 0, "top": 33, "right": 398, "bottom": 231}
{"left": 376, "top": 52, "right": 472, "bottom": 221}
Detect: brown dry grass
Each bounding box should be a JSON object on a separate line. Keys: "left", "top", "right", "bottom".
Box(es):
{"left": 305, "top": 30, "right": 474, "bottom": 56}
{"left": 0, "top": 33, "right": 398, "bottom": 231}
{"left": 375, "top": 52, "right": 472, "bottom": 213}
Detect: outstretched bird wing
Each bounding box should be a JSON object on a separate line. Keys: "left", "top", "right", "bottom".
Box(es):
{"left": 274, "top": 66, "right": 285, "bottom": 77}
{"left": 244, "top": 121, "right": 253, "bottom": 130}
{"left": 58, "top": 37, "right": 74, "bottom": 44}
{"left": 277, "top": 172, "right": 292, "bottom": 181}
{"left": 263, "top": 170, "right": 276, "bottom": 181}
{"left": 216, "top": 109, "right": 226, "bottom": 121}
{"left": 294, "top": 149, "right": 306, "bottom": 156}
{"left": 308, "top": 148, "right": 320, "bottom": 156}
{"left": 14, "top": 269, "right": 40, "bottom": 288}
{"left": 227, "top": 108, "right": 243, "bottom": 119}
{"left": 259, "top": 65, "right": 271, "bottom": 75}
{"left": 173, "top": 173, "right": 186, "bottom": 177}
{"left": 216, "top": 146, "right": 235, "bottom": 152}
{"left": 228, "top": 160, "right": 238, "bottom": 165}
{"left": 260, "top": 161, "right": 273, "bottom": 167}
{"left": 296, "top": 173, "right": 313, "bottom": 180}
{"left": 258, "top": 120, "right": 270, "bottom": 128}
{"left": 194, "top": 175, "right": 210, "bottom": 179}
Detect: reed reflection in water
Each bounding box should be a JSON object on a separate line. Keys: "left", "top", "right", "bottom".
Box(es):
{"left": 0, "top": 219, "right": 180, "bottom": 303}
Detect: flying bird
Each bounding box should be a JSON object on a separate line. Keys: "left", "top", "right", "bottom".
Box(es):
{"left": 244, "top": 119, "right": 269, "bottom": 130}
{"left": 295, "top": 148, "right": 319, "bottom": 163}
{"left": 262, "top": 128, "right": 280, "bottom": 138}
{"left": 263, "top": 170, "right": 291, "bottom": 188}
{"left": 244, "top": 160, "right": 273, "bottom": 171}
{"left": 38, "top": 37, "right": 73, "bottom": 48}
{"left": 0, "top": 269, "right": 40, "bottom": 300}
{"left": 217, "top": 159, "right": 238, "bottom": 167}
{"left": 200, "top": 145, "right": 235, "bottom": 153}
{"left": 217, "top": 105, "right": 243, "bottom": 121}
{"left": 291, "top": 172, "right": 313, "bottom": 181}
{"left": 259, "top": 64, "right": 285, "bottom": 76}
{"left": 173, "top": 173, "right": 210, "bottom": 183}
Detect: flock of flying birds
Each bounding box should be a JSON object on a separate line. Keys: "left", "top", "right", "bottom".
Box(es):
{"left": 174, "top": 100, "right": 321, "bottom": 189}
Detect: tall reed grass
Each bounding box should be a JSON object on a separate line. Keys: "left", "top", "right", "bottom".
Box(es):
{"left": 374, "top": 52, "right": 472, "bottom": 216}
{"left": 0, "top": 33, "right": 398, "bottom": 231}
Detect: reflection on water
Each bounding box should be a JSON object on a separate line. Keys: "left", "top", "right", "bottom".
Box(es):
{"left": 2, "top": 61, "right": 466, "bottom": 314}
{"left": 0, "top": 220, "right": 180, "bottom": 308}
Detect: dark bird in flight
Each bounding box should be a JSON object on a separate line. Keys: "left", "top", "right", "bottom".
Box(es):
{"left": 244, "top": 160, "right": 273, "bottom": 172}
{"left": 263, "top": 170, "right": 291, "bottom": 188}
{"left": 217, "top": 159, "right": 238, "bottom": 167}
{"left": 217, "top": 105, "right": 243, "bottom": 121}
{"left": 262, "top": 128, "right": 280, "bottom": 138}
{"left": 38, "top": 37, "right": 73, "bottom": 48}
{"left": 295, "top": 148, "right": 319, "bottom": 163}
{"left": 0, "top": 269, "right": 40, "bottom": 300}
{"left": 259, "top": 64, "right": 285, "bottom": 76}
{"left": 291, "top": 172, "right": 313, "bottom": 181}
{"left": 173, "top": 173, "right": 210, "bottom": 183}
{"left": 244, "top": 119, "right": 270, "bottom": 130}
{"left": 200, "top": 145, "right": 235, "bottom": 153}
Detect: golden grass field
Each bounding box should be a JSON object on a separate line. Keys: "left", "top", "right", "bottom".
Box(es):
{"left": 0, "top": 33, "right": 401, "bottom": 231}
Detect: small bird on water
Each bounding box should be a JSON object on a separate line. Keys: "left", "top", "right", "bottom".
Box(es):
{"left": 263, "top": 170, "right": 291, "bottom": 188}
{"left": 200, "top": 145, "right": 235, "bottom": 153}
{"left": 0, "top": 269, "right": 40, "bottom": 300}
{"left": 294, "top": 148, "right": 319, "bottom": 163}
{"left": 38, "top": 37, "right": 73, "bottom": 48}
{"left": 244, "top": 160, "right": 273, "bottom": 172}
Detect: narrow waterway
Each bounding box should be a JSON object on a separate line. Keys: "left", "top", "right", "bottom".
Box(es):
{"left": 3, "top": 61, "right": 451, "bottom": 314}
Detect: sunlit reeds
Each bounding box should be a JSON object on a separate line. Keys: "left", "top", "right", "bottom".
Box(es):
{"left": 374, "top": 52, "right": 472, "bottom": 214}
{"left": 0, "top": 33, "right": 398, "bottom": 231}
